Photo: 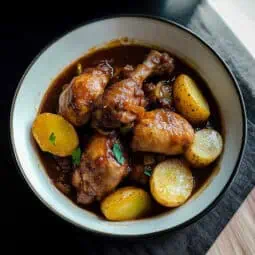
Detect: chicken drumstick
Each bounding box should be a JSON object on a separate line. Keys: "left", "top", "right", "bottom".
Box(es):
{"left": 94, "top": 50, "right": 175, "bottom": 129}
{"left": 72, "top": 132, "right": 129, "bottom": 205}
{"left": 58, "top": 61, "right": 113, "bottom": 126}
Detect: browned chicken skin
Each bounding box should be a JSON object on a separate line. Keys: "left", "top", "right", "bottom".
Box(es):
{"left": 58, "top": 62, "right": 113, "bottom": 126}
{"left": 143, "top": 81, "right": 173, "bottom": 109}
{"left": 72, "top": 132, "right": 129, "bottom": 205}
{"left": 111, "top": 64, "right": 134, "bottom": 84}
{"left": 94, "top": 50, "right": 175, "bottom": 128}
{"left": 131, "top": 109, "right": 194, "bottom": 155}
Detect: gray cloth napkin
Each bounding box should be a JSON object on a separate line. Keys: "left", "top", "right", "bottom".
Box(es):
{"left": 76, "top": 2, "right": 255, "bottom": 254}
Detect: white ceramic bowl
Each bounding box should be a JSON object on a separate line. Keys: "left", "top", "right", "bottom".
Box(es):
{"left": 10, "top": 15, "right": 247, "bottom": 237}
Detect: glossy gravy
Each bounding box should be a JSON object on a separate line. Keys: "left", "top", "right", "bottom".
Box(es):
{"left": 37, "top": 44, "right": 223, "bottom": 218}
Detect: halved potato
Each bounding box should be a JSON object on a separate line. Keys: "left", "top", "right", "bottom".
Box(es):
{"left": 150, "top": 159, "right": 194, "bottom": 207}
{"left": 173, "top": 74, "right": 210, "bottom": 124}
{"left": 184, "top": 128, "right": 223, "bottom": 168}
{"left": 100, "top": 186, "right": 152, "bottom": 221}
{"left": 32, "top": 112, "right": 79, "bottom": 157}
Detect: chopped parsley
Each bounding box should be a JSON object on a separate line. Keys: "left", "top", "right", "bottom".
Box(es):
{"left": 49, "top": 132, "right": 56, "bottom": 146}
{"left": 144, "top": 165, "right": 152, "bottom": 177}
{"left": 72, "top": 147, "right": 81, "bottom": 166}
{"left": 113, "top": 143, "right": 125, "bottom": 165}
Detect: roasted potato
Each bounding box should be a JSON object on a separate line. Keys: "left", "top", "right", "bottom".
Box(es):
{"left": 184, "top": 128, "right": 223, "bottom": 168}
{"left": 100, "top": 186, "right": 152, "bottom": 221}
{"left": 150, "top": 159, "right": 194, "bottom": 207}
{"left": 173, "top": 74, "right": 210, "bottom": 124}
{"left": 32, "top": 113, "right": 79, "bottom": 157}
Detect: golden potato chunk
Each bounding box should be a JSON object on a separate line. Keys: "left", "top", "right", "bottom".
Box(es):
{"left": 32, "top": 113, "right": 79, "bottom": 157}
{"left": 173, "top": 74, "right": 210, "bottom": 124}
{"left": 100, "top": 186, "right": 152, "bottom": 221}
{"left": 150, "top": 159, "right": 194, "bottom": 207}
{"left": 184, "top": 128, "right": 223, "bottom": 168}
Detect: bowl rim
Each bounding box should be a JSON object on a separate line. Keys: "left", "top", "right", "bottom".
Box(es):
{"left": 9, "top": 14, "right": 247, "bottom": 238}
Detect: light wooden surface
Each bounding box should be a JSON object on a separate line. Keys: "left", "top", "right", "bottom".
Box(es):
{"left": 207, "top": 187, "right": 255, "bottom": 255}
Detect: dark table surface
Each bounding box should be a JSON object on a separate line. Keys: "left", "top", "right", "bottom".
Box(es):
{"left": 2, "top": 1, "right": 255, "bottom": 254}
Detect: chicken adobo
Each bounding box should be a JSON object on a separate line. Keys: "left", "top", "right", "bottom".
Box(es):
{"left": 32, "top": 42, "right": 223, "bottom": 221}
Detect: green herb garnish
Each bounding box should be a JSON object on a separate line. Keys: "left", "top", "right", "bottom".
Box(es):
{"left": 144, "top": 165, "right": 152, "bottom": 177}
{"left": 49, "top": 132, "right": 56, "bottom": 145}
{"left": 113, "top": 143, "right": 125, "bottom": 165}
{"left": 72, "top": 147, "right": 81, "bottom": 166}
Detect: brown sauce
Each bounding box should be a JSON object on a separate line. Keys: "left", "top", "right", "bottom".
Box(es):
{"left": 37, "top": 43, "right": 223, "bottom": 219}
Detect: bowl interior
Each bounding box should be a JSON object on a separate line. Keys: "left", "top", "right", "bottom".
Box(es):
{"left": 11, "top": 16, "right": 245, "bottom": 236}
